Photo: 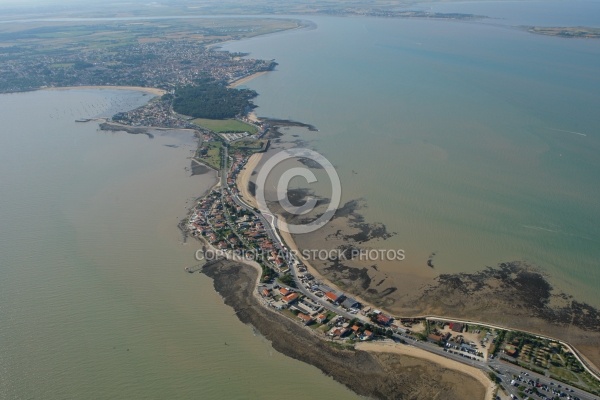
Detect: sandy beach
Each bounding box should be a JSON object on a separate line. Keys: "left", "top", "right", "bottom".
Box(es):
{"left": 228, "top": 71, "right": 269, "bottom": 88}
{"left": 357, "top": 342, "right": 495, "bottom": 400}
{"left": 44, "top": 85, "right": 166, "bottom": 96}
{"left": 236, "top": 152, "right": 262, "bottom": 209}
{"left": 246, "top": 111, "right": 260, "bottom": 124}
{"left": 280, "top": 215, "right": 424, "bottom": 326}
{"left": 194, "top": 211, "right": 492, "bottom": 398}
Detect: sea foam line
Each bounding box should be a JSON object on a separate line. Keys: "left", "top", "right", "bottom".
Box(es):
{"left": 521, "top": 225, "right": 559, "bottom": 233}
{"left": 549, "top": 128, "right": 588, "bottom": 137}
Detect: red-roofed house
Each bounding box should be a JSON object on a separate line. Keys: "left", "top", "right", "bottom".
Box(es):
{"left": 377, "top": 314, "right": 392, "bottom": 326}
{"left": 279, "top": 287, "right": 291, "bottom": 296}
{"left": 282, "top": 293, "right": 299, "bottom": 304}
{"left": 328, "top": 327, "right": 348, "bottom": 337}
{"left": 504, "top": 344, "right": 518, "bottom": 357}
{"left": 362, "top": 330, "right": 374, "bottom": 340}
{"left": 274, "top": 257, "right": 285, "bottom": 268}
{"left": 297, "top": 313, "right": 313, "bottom": 325}
{"left": 325, "top": 292, "right": 339, "bottom": 303}
{"left": 316, "top": 314, "right": 327, "bottom": 324}
{"left": 428, "top": 333, "right": 443, "bottom": 343}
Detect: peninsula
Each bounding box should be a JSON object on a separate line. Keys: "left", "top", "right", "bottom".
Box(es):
{"left": 524, "top": 26, "right": 600, "bottom": 39}
{"left": 3, "top": 13, "right": 600, "bottom": 400}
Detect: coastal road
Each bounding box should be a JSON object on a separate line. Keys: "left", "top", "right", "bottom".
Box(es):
{"left": 220, "top": 145, "right": 228, "bottom": 187}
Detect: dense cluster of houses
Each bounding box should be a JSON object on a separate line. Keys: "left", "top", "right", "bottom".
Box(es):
{"left": 188, "top": 190, "right": 269, "bottom": 254}
{"left": 187, "top": 145, "right": 294, "bottom": 276}
{"left": 2, "top": 35, "right": 275, "bottom": 94}
{"left": 427, "top": 320, "right": 488, "bottom": 360}
{"left": 259, "top": 284, "right": 377, "bottom": 341}
{"left": 112, "top": 97, "right": 195, "bottom": 129}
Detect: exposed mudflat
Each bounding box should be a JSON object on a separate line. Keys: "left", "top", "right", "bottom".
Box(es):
{"left": 202, "top": 260, "right": 486, "bottom": 400}
{"left": 99, "top": 121, "right": 154, "bottom": 138}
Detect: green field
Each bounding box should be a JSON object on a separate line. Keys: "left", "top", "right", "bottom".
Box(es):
{"left": 196, "top": 141, "right": 223, "bottom": 171}
{"left": 231, "top": 138, "right": 267, "bottom": 155}
{"left": 192, "top": 118, "right": 258, "bottom": 134}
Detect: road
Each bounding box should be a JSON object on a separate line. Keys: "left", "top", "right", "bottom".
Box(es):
{"left": 220, "top": 145, "right": 228, "bottom": 187}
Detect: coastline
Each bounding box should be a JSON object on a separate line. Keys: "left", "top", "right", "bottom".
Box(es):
{"left": 194, "top": 153, "right": 494, "bottom": 398}
{"left": 10, "top": 11, "right": 596, "bottom": 395}
{"left": 277, "top": 220, "right": 393, "bottom": 313}
{"left": 228, "top": 71, "right": 269, "bottom": 88}
{"left": 43, "top": 85, "right": 166, "bottom": 96}
{"left": 235, "top": 152, "right": 262, "bottom": 209}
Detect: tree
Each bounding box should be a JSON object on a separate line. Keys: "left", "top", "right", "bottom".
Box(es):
{"left": 172, "top": 79, "right": 258, "bottom": 119}
{"left": 278, "top": 273, "right": 296, "bottom": 288}
{"left": 488, "top": 371, "right": 501, "bottom": 384}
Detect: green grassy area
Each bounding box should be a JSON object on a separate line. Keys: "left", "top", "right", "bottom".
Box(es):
{"left": 282, "top": 309, "right": 298, "bottom": 320}
{"left": 196, "top": 140, "right": 222, "bottom": 170}
{"left": 230, "top": 138, "right": 267, "bottom": 155}
{"left": 549, "top": 366, "right": 578, "bottom": 382}
{"left": 192, "top": 118, "right": 258, "bottom": 134}
{"left": 325, "top": 311, "right": 338, "bottom": 321}
{"left": 500, "top": 331, "right": 600, "bottom": 393}
{"left": 581, "top": 372, "right": 600, "bottom": 393}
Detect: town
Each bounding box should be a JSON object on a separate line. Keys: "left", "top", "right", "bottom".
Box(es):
{"left": 0, "top": 18, "right": 297, "bottom": 94}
